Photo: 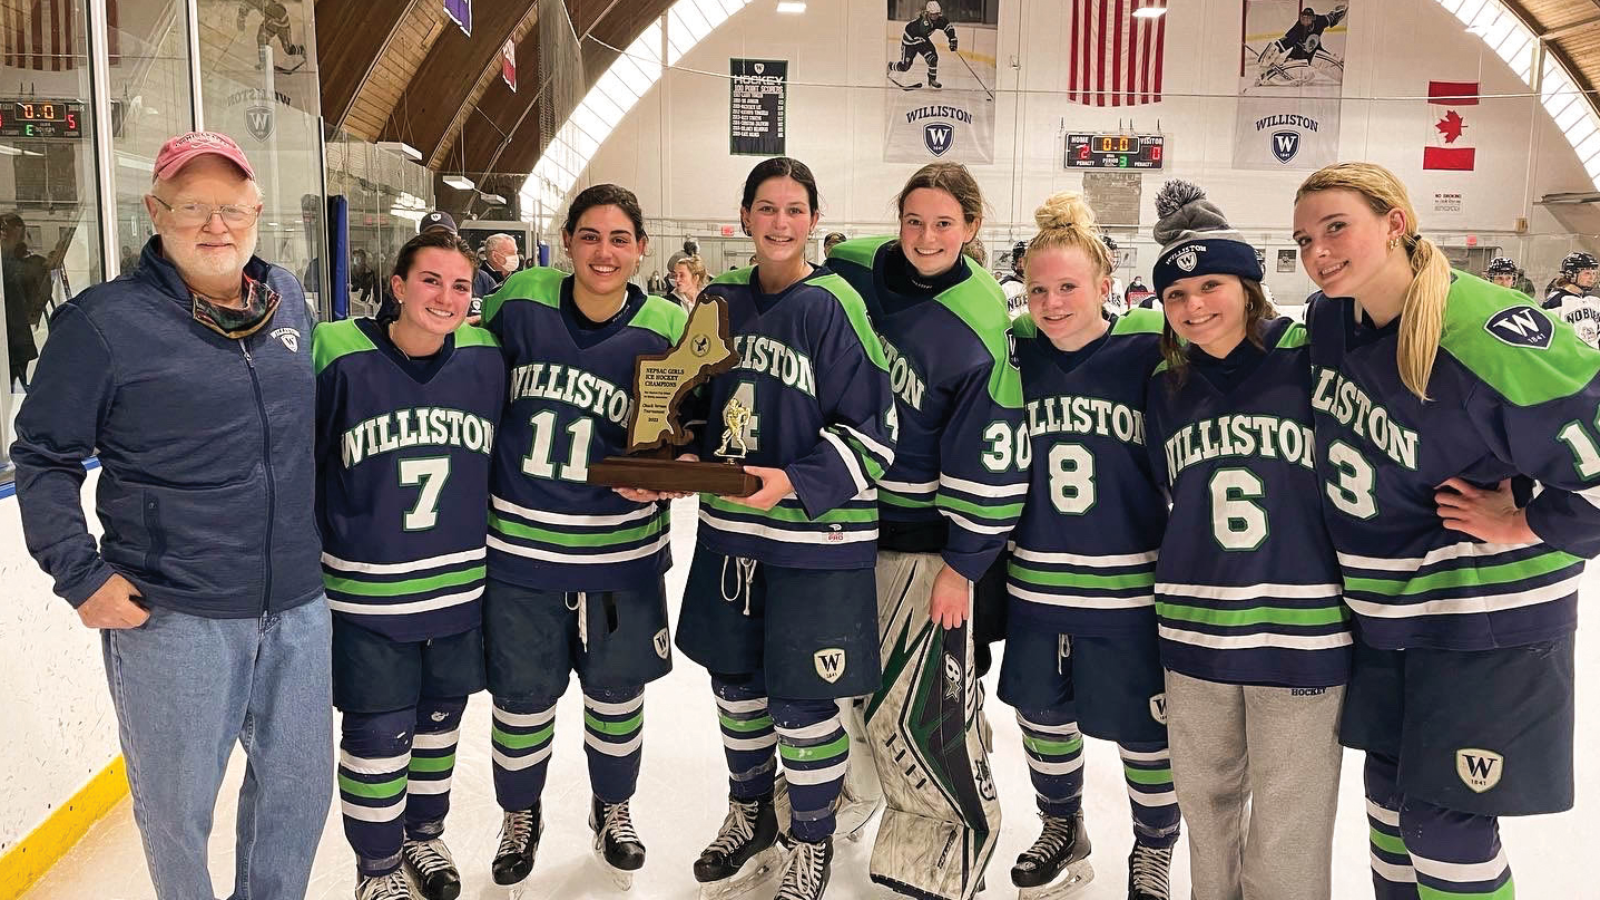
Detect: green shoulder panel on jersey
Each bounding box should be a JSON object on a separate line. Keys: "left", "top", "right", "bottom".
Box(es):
{"left": 934, "top": 259, "right": 1024, "bottom": 408}
{"left": 1274, "top": 321, "right": 1308, "bottom": 349}
{"left": 808, "top": 270, "right": 891, "bottom": 371}
{"left": 1114, "top": 307, "right": 1164, "bottom": 335}
{"left": 827, "top": 236, "right": 894, "bottom": 270}
{"left": 628, "top": 295, "right": 689, "bottom": 343}
{"left": 1012, "top": 313, "right": 1039, "bottom": 339}
{"left": 1440, "top": 269, "right": 1600, "bottom": 407}
{"left": 312, "top": 319, "right": 377, "bottom": 375}
{"left": 453, "top": 322, "right": 501, "bottom": 349}
{"left": 712, "top": 266, "right": 755, "bottom": 286}
{"left": 482, "top": 266, "right": 565, "bottom": 324}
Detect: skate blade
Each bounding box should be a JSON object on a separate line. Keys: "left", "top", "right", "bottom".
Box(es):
{"left": 835, "top": 797, "right": 885, "bottom": 843}
{"left": 1017, "top": 860, "right": 1094, "bottom": 900}
{"left": 697, "top": 846, "right": 783, "bottom": 900}
{"left": 590, "top": 838, "right": 639, "bottom": 891}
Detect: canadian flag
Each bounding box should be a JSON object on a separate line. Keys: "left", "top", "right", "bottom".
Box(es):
{"left": 1424, "top": 81, "right": 1477, "bottom": 171}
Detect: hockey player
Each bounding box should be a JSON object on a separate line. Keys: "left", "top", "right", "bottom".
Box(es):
{"left": 480, "top": 184, "right": 684, "bottom": 890}
{"left": 315, "top": 230, "right": 505, "bottom": 900}
{"left": 666, "top": 156, "right": 897, "bottom": 900}
{"left": 1483, "top": 256, "right": 1519, "bottom": 289}
{"left": 996, "top": 190, "right": 1179, "bottom": 900}
{"left": 1001, "top": 240, "right": 1029, "bottom": 320}
{"left": 1295, "top": 162, "right": 1600, "bottom": 900}
{"left": 1146, "top": 181, "right": 1351, "bottom": 900}
{"left": 827, "top": 162, "right": 1025, "bottom": 900}
{"left": 1101, "top": 234, "right": 1127, "bottom": 316}
{"left": 1541, "top": 251, "right": 1599, "bottom": 348}
{"left": 1275, "top": 5, "right": 1346, "bottom": 61}
{"left": 889, "top": 1, "right": 958, "bottom": 90}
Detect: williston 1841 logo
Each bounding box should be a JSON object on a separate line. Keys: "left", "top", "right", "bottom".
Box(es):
{"left": 814, "top": 648, "right": 847, "bottom": 683}
{"left": 1485, "top": 306, "right": 1554, "bottom": 349}
{"left": 1456, "top": 748, "right": 1504, "bottom": 793}
{"left": 924, "top": 123, "right": 954, "bottom": 157}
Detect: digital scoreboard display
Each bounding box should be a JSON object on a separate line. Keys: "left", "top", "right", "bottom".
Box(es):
{"left": 1065, "top": 132, "right": 1165, "bottom": 170}
{"left": 0, "top": 100, "right": 84, "bottom": 138}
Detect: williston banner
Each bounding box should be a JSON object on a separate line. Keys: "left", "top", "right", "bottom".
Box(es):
{"left": 1233, "top": 1, "right": 1350, "bottom": 170}
{"left": 883, "top": 0, "right": 996, "bottom": 164}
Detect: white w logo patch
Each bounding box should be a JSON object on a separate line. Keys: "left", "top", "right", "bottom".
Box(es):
{"left": 1485, "top": 306, "right": 1554, "bottom": 349}
{"left": 1456, "top": 748, "right": 1503, "bottom": 792}
{"left": 814, "top": 648, "right": 847, "bottom": 683}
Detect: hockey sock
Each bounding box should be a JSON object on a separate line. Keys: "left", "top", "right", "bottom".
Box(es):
{"left": 1401, "top": 797, "right": 1512, "bottom": 899}
{"left": 1364, "top": 753, "right": 1420, "bottom": 899}
{"left": 405, "top": 695, "right": 466, "bottom": 839}
{"left": 339, "top": 707, "right": 415, "bottom": 877}
{"left": 491, "top": 694, "right": 558, "bottom": 813}
{"left": 584, "top": 686, "right": 645, "bottom": 803}
{"left": 771, "top": 696, "right": 847, "bottom": 843}
{"left": 712, "top": 673, "right": 778, "bottom": 799}
{"left": 1119, "top": 740, "right": 1181, "bottom": 848}
{"left": 1017, "top": 708, "right": 1084, "bottom": 819}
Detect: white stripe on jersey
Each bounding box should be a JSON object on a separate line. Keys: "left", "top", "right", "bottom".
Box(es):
{"left": 1342, "top": 575, "right": 1582, "bottom": 618}
{"left": 1156, "top": 582, "right": 1342, "bottom": 601}
{"left": 940, "top": 473, "right": 1029, "bottom": 498}
{"left": 1009, "top": 585, "right": 1154, "bottom": 609}
{"left": 1158, "top": 624, "right": 1353, "bottom": 651}
{"left": 491, "top": 495, "right": 659, "bottom": 528}
{"left": 939, "top": 508, "right": 1013, "bottom": 535}
{"left": 698, "top": 509, "right": 878, "bottom": 545}
{"left": 327, "top": 586, "right": 484, "bottom": 618}
{"left": 321, "top": 547, "right": 486, "bottom": 575}
{"left": 1335, "top": 540, "right": 1538, "bottom": 572}
{"left": 486, "top": 532, "right": 671, "bottom": 564}
{"left": 879, "top": 478, "right": 937, "bottom": 495}
{"left": 840, "top": 423, "right": 896, "bottom": 468}
{"left": 821, "top": 428, "right": 869, "bottom": 496}
{"left": 1011, "top": 546, "right": 1160, "bottom": 568}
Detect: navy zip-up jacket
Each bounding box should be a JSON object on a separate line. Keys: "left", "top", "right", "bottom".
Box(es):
{"left": 11, "top": 237, "right": 322, "bottom": 617}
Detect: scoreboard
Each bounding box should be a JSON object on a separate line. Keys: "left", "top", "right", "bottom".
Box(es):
{"left": 1065, "top": 133, "right": 1165, "bottom": 170}
{"left": 0, "top": 100, "right": 84, "bottom": 138}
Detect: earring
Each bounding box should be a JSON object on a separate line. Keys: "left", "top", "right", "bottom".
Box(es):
{"left": 1388, "top": 237, "right": 1400, "bottom": 251}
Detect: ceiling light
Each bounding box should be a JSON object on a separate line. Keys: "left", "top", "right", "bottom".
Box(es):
{"left": 777, "top": 1, "right": 806, "bottom": 13}
{"left": 1133, "top": 6, "right": 1166, "bottom": 17}
{"left": 443, "top": 175, "right": 476, "bottom": 190}
{"left": 378, "top": 141, "right": 422, "bottom": 162}
{"left": 481, "top": 193, "right": 507, "bottom": 205}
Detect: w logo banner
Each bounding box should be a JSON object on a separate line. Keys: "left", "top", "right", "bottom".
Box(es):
{"left": 1456, "top": 748, "right": 1504, "bottom": 793}
{"left": 1485, "top": 306, "right": 1554, "bottom": 349}
{"left": 1233, "top": 0, "right": 1349, "bottom": 170}
{"left": 924, "top": 123, "right": 954, "bottom": 156}
{"left": 1271, "top": 130, "right": 1301, "bottom": 163}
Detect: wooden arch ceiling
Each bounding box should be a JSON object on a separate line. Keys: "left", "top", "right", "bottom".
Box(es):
{"left": 1504, "top": 1, "right": 1600, "bottom": 116}
{"left": 315, "top": 0, "right": 677, "bottom": 188}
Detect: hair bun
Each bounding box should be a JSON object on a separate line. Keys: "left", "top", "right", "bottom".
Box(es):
{"left": 1155, "top": 180, "right": 1208, "bottom": 220}
{"left": 1034, "top": 191, "right": 1097, "bottom": 233}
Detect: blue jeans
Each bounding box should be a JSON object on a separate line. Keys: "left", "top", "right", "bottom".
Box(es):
{"left": 103, "top": 597, "right": 334, "bottom": 900}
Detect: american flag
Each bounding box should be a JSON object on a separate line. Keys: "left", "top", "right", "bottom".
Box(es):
{"left": 1066, "top": 0, "right": 1167, "bottom": 107}
{"left": 1, "top": 0, "right": 119, "bottom": 70}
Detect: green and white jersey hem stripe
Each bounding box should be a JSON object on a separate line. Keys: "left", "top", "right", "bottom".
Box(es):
{"left": 327, "top": 585, "right": 484, "bottom": 617}
{"left": 698, "top": 509, "right": 879, "bottom": 544}
{"left": 1009, "top": 585, "right": 1156, "bottom": 609}
{"left": 1157, "top": 625, "right": 1354, "bottom": 651}
{"left": 1011, "top": 545, "right": 1160, "bottom": 568}
{"left": 491, "top": 494, "right": 659, "bottom": 528}
{"left": 1335, "top": 540, "right": 1538, "bottom": 572}
{"left": 1156, "top": 581, "right": 1343, "bottom": 601}
{"left": 321, "top": 547, "right": 486, "bottom": 575}
{"left": 486, "top": 532, "right": 671, "bottom": 564}
{"left": 1343, "top": 574, "right": 1582, "bottom": 618}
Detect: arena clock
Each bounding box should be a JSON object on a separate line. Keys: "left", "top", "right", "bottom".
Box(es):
{"left": 1065, "top": 133, "right": 1165, "bottom": 170}
{"left": 0, "top": 100, "right": 84, "bottom": 138}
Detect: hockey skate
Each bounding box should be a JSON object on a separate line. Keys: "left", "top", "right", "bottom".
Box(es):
{"left": 1012, "top": 811, "right": 1093, "bottom": 899}
{"left": 491, "top": 806, "right": 542, "bottom": 886}
{"left": 400, "top": 836, "right": 460, "bottom": 900}
{"left": 775, "top": 836, "right": 833, "bottom": 900}
{"left": 1126, "top": 843, "right": 1172, "bottom": 900}
{"left": 590, "top": 796, "right": 647, "bottom": 890}
{"left": 928, "top": 77, "right": 943, "bottom": 89}
{"left": 694, "top": 792, "right": 783, "bottom": 900}
{"left": 354, "top": 869, "right": 414, "bottom": 900}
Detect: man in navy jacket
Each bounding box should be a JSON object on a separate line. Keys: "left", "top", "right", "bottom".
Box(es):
{"left": 11, "top": 131, "right": 331, "bottom": 900}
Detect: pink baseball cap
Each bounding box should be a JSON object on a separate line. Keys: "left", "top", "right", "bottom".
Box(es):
{"left": 153, "top": 131, "right": 256, "bottom": 182}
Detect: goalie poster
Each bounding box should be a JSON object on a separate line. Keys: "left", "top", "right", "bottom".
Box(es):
{"left": 883, "top": 0, "right": 996, "bottom": 164}
{"left": 1233, "top": 1, "right": 1350, "bottom": 170}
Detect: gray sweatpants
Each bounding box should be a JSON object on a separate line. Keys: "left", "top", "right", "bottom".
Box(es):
{"left": 1163, "top": 670, "right": 1344, "bottom": 900}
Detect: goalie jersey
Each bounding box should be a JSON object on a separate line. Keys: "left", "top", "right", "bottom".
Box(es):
{"left": 1007, "top": 309, "right": 1166, "bottom": 638}
{"left": 1307, "top": 272, "right": 1600, "bottom": 652}
{"left": 1145, "top": 317, "right": 1351, "bottom": 688}
{"left": 313, "top": 318, "right": 505, "bottom": 643}
{"left": 693, "top": 265, "right": 897, "bottom": 570}
{"left": 483, "top": 267, "right": 686, "bottom": 591}
{"left": 827, "top": 237, "right": 1027, "bottom": 582}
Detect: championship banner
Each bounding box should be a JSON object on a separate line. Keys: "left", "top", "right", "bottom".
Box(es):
{"left": 883, "top": 0, "right": 996, "bottom": 164}
{"left": 1233, "top": 1, "right": 1349, "bottom": 170}
{"left": 729, "top": 58, "right": 787, "bottom": 156}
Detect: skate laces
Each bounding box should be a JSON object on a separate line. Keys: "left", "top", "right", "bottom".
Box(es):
{"left": 1130, "top": 843, "right": 1172, "bottom": 895}
{"left": 1021, "top": 812, "right": 1075, "bottom": 864}
{"left": 777, "top": 840, "right": 827, "bottom": 898}
{"left": 356, "top": 870, "right": 411, "bottom": 900}
{"left": 402, "top": 837, "right": 455, "bottom": 876}
{"left": 706, "top": 797, "right": 758, "bottom": 856}
{"left": 498, "top": 809, "right": 537, "bottom": 856}
{"left": 719, "top": 556, "right": 759, "bottom": 615}
{"left": 602, "top": 799, "right": 641, "bottom": 846}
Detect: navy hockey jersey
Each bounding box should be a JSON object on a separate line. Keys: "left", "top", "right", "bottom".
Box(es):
{"left": 828, "top": 237, "right": 1027, "bottom": 582}
{"left": 1007, "top": 310, "right": 1167, "bottom": 637}
{"left": 313, "top": 318, "right": 505, "bottom": 643}
{"left": 1146, "top": 317, "right": 1351, "bottom": 687}
{"left": 1306, "top": 272, "right": 1600, "bottom": 652}
{"left": 694, "top": 265, "right": 897, "bottom": 570}
{"left": 483, "top": 268, "right": 686, "bottom": 591}
{"left": 903, "top": 13, "right": 955, "bottom": 47}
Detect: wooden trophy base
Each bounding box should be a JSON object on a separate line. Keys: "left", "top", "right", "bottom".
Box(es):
{"left": 588, "top": 457, "right": 760, "bottom": 497}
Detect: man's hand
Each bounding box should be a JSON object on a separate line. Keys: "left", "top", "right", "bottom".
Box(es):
{"left": 77, "top": 574, "right": 149, "bottom": 629}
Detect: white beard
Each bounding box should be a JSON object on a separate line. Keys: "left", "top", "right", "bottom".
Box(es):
{"left": 162, "top": 228, "right": 258, "bottom": 280}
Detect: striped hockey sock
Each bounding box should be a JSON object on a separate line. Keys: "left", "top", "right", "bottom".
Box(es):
{"left": 1365, "top": 753, "right": 1420, "bottom": 899}
{"left": 1404, "top": 801, "right": 1513, "bottom": 900}
{"left": 405, "top": 696, "right": 466, "bottom": 839}
{"left": 584, "top": 687, "right": 645, "bottom": 803}
{"left": 491, "top": 696, "right": 557, "bottom": 812}
{"left": 772, "top": 696, "right": 848, "bottom": 843}
{"left": 712, "top": 676, "right": 778, "bottom": 800}
{"left": 1119, "top": 741, "right": 1181, "bottom": 848}
{"left": 1017, "top": 710, "right": 1084, "bottom": 818}
{"left": 339, "top": 708, "right": 414, "bottom": 877}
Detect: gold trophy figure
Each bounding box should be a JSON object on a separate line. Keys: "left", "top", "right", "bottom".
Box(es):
{"left": 717, "top": 399, "right": 752, "bottom": 460}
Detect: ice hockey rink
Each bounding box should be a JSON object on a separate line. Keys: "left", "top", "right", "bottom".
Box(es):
{"left": 17, "top": 497, "right": 1599, "bottom": 900}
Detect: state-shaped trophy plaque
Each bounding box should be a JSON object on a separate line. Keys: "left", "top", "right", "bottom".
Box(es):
{"left": 586, "top": 298, "right": 761, "bottom": 496}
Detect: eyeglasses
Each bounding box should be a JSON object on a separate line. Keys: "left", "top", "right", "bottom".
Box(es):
{"left": 150, "top": 195, "right": 261, "bottom": 228}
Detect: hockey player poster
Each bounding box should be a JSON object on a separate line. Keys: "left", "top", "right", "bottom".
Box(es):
{"left": 883, "top": 0, "right": 997, "bottom": 164}
{"left": 1233, "top": 1, "right": 1349, "bottom": 170}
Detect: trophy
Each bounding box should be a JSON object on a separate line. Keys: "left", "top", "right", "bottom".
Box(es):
{"left": 586, "top": 298, "right": 761, "bottom": 496}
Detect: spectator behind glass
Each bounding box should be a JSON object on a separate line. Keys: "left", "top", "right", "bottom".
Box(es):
{"left": 669, "top": 254, "right": 711, "bottom": 312}
{"left": 2, "top": 212, "right": 45, "bottom": 388}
